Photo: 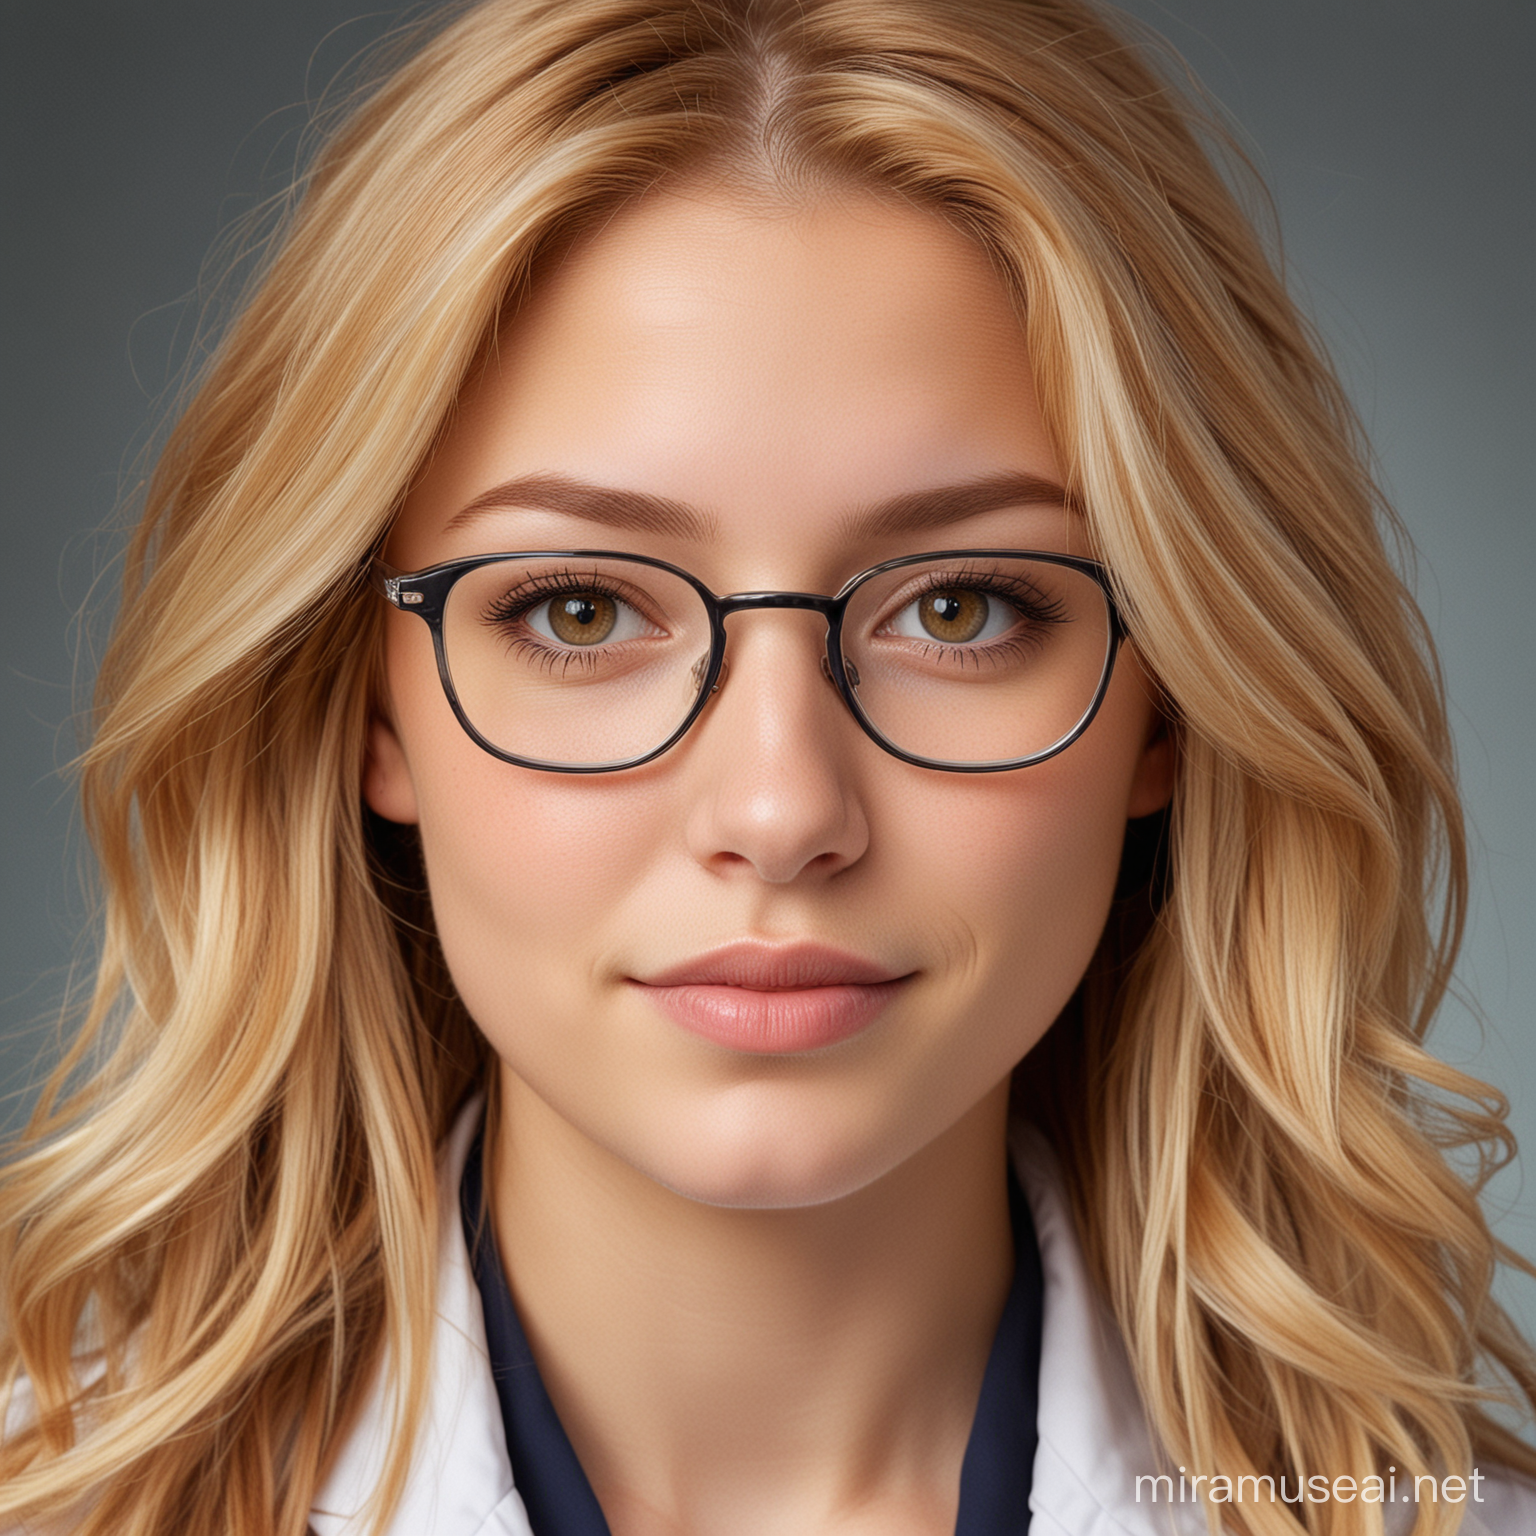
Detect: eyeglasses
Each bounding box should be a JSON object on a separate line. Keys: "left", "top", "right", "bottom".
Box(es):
{"left": 371, "top": 549, "right": 1124, "bottom": 773}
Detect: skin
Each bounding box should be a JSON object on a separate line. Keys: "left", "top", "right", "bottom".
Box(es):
{"left": 365, "top": 184, "right": 1173, "bottom": 1535}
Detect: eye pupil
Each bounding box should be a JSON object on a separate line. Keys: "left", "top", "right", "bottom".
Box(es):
{"left": 919, "top": 588, "right": 987, "bottom": 642}
{"left": 548, "top": 592, "right": 617, "bottom": 644}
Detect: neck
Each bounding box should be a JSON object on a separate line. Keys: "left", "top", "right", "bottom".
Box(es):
{"left": 487, "top": 1067, "right": 1016, "bottom": 1535}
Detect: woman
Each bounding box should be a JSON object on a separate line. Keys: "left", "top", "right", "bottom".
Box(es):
{"left": 2, "top": 1, "right": 1532, "bottom": 1532}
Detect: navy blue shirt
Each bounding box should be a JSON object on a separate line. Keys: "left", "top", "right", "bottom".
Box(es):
{"left": 461, "top": 1129, "right": 1043, "bottom": 1534}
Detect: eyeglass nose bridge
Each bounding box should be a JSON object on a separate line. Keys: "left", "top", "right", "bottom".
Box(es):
{"left": 708, "top": 590, "right": 862, "bottom": 699}
{"left": 717, "top": 590, "right": 838, "bottom": 616}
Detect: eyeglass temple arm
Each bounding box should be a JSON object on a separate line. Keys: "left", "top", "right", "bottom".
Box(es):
{"left": 369, "top": 558, "right": 408, "bottom": 606}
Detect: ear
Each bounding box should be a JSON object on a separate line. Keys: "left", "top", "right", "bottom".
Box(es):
{"left": 1125, "top": 712, "right": 1176, "bottom": 821}
{"left": 363, "top": 711, "right": 420, "bottom": 825}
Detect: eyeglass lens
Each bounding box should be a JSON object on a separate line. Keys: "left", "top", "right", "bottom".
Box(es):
{"left": 439, "top": 555, "right": 1112, "bottom": 770}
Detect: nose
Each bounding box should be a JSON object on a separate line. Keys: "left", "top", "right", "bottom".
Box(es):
{"left": 681, "top": 610, "right": 870, "bottom": 885}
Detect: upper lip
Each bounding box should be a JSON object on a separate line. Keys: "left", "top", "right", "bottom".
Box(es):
{"left": 636, "top": 941, "right": 907, "bottom": 990}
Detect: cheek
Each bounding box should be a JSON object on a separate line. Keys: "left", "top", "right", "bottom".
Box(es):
{"left": 903, "top": 695, "right": 1150, "bottom": 1035}
{"left": 383, "top": 617, "right": 659, "bottom": 1021}
{"left": 416, "top": 767, "right": 658, "bottom": 1024}
{"left": 932, "top": 776, "right": 1123, "bottom": 985}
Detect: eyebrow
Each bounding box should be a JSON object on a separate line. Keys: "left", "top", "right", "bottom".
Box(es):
{"left": 443, "top": 469, "right": 1074, "bottom": 542}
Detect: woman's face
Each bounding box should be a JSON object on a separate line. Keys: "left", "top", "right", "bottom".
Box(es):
{"left": 367, "top": 186, "right": 1172, "bottom": 1208}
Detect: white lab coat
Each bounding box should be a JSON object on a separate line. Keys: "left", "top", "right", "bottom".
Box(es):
{"left": 309, "top": 1104, "right": 1536, "bottom": 1535}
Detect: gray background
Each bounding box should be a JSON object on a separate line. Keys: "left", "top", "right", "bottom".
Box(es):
{"left": 3, "top": 0, "right": 1533, "bottom": 1368}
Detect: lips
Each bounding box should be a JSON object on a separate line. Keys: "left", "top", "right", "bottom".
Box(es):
{"left": 639, "top": 941, "right": 904, "bottom": 990}
{"left": 632, "top": 941, "right": 911, "bottom": 1054}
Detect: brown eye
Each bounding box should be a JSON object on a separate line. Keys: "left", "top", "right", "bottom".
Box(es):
{"left": 918, "top": 588, "right": 989, "bottom": 642}
{"left": 545, "top": 592, "right": 618, "bottom": 644}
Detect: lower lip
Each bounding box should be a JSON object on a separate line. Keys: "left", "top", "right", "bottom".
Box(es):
{"left": 636, "top": 979, "right": 908, "bottom": 1053}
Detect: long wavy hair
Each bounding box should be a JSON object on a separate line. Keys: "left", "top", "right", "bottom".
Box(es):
{"left": 2, "top": 1, "right": 1532, "bottom": 1531}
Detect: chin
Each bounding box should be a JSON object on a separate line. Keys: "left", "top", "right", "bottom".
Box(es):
{"left": 633, "top": 1099, "right": 908, "bottom": 1211}
{"left": 651, "top": 1160, "right": 884, "bottom": 1211}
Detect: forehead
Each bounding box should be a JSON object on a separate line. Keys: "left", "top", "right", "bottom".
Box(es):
{"left": 391, "top": 185, "right": 1066, "bottom": 573}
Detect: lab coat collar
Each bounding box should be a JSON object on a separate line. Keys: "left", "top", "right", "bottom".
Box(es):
{"left": 310, "top": 1101, "right": 1532, "bottom": 1535}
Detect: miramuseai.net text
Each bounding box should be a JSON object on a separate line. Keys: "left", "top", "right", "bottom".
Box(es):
{"left": 1134, "top": 1469, "right": 1490, "bottom": 1507}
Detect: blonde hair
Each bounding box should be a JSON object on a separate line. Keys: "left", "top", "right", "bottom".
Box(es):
{"left": 3, "top": 1, "right": 1532, "bottom": 1531}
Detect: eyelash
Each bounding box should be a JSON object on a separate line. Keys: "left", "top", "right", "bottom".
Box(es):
{"left": 880, "top": 568, "right": 1070, "bottom": 666}
{"left": 479, "top": 570, "right": 651, "bottom": 676}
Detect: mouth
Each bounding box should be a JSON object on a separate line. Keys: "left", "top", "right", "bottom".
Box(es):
{"left": 631, "top": 940, "right": 913, "bottom": 1053}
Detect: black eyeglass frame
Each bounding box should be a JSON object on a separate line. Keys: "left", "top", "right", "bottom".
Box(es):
{"left": 370, "top": 549, "right": 1126, "bottom": 774}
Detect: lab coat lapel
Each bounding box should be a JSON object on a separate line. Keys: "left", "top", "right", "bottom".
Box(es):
{"left": 309, "top": 1102, "right": 531, "bottom": 1536}
{"left": 1010, "top": 1121, "right": 1205, "bottom": 1535}
{"left": 1010, "top": 1123, "right": 1535, "bottom": 1536}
